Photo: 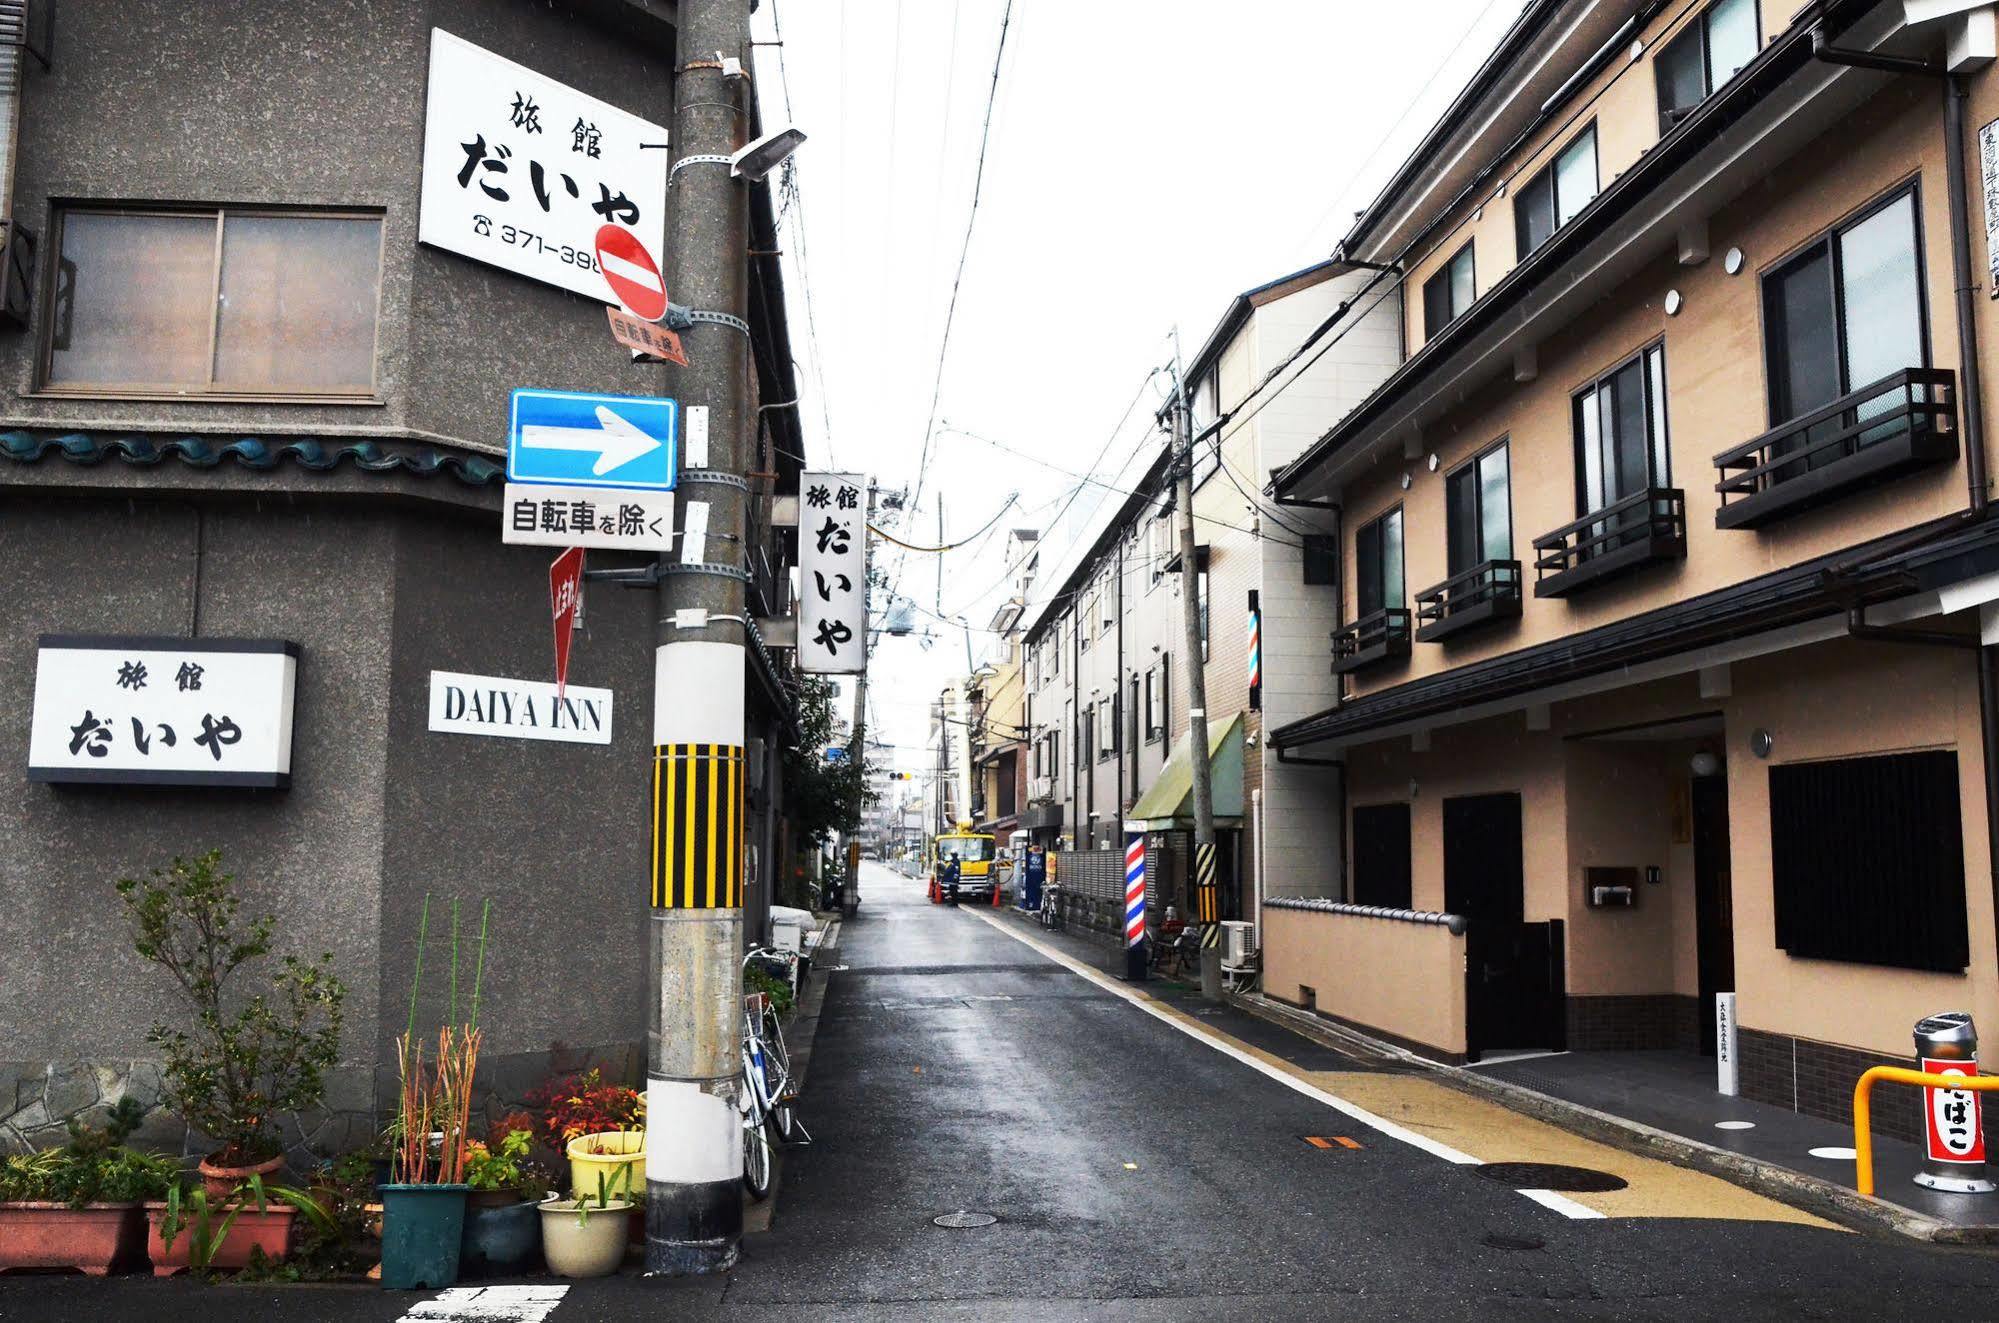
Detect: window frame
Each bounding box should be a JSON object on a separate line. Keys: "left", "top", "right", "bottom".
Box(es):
{"left": 1422, "top": 241, "right": 1476, "bottom": 341}
{"left": 1513, "top": 123, "right": 1599, "bottom": 262}
{"left": 1444, "top": 438, "right": 1513, "bottom": 577}
{"left": 1571, "top": 341, "right": 1672, "bottom": 518}
{"left": 38, "top": 203, "right": 389, "bottom": 403}
{"left": 1353, "top": 505, "right": 1406, "bottom": 620}
{"left": 1144, "top": 665, "right": 1162, "bottom": 742}
{"left": 1655, "top": 0, "right": 1761, "bottom": 133}
{"left": 1760, "top": 180, "right": 1931, "bottom": 429}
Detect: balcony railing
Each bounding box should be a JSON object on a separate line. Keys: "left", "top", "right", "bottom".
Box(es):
{"left": 1531, "top": 487, "right": 1686, "bottom": 598}
{"left": 1414, "top": 559, "right": 1522, "bottom": 644}
{"left": 1331, "top": 607, "right": 1412, "bottom": 675}
{"left": 1713, "top": 368, "right": 1957, "bottom": 530}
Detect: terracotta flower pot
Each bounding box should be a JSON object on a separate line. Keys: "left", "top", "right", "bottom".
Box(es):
{"left": 197, "top": 1153, "right": 284, "bottom": 1201}
{"left": 0, "top": 1202, "right": 145, "bottom": 1275}
{"left": 145, "top": 1201, "right": 296, "bottom": 1276}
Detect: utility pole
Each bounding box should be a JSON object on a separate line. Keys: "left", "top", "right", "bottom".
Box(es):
{"left": 646, "top": 0, "right": 750, "bottom": 1276}
{"left": 1171, "top": 340, "right": 1223, "bottom": 1002}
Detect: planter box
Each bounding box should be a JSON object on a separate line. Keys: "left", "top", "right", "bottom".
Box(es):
{"left": 144, "top": 1202, "right": 296, "bottom": 1276}
{"left": 0, "top": 1202, "right": 146, "bottom": 1275}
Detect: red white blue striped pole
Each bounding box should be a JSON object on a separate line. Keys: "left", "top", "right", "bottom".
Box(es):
{"left": 1124, "top": 829, "right": 1148, "bottom": 981}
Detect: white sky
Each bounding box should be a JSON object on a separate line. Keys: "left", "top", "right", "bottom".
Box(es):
{"left": 751, "top": 0, "right": 1527, "bottom": 771}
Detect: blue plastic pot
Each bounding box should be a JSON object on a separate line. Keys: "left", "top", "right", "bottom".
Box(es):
{"left": 461, "top": 1198, "right": 540, "bottom": 1274}
{"left": 379, "top": 1184, "right": 469, "bottom": 1290}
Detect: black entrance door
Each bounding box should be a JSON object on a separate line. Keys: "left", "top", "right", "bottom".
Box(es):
{"left": 1692, "top": 774, "right": 1735, "bottom": 1056}
{"left": 1444, "top": 792, "right": 1564, "bottom": 1059}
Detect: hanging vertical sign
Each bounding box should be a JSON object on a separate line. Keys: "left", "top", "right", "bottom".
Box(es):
{"left": 798, "top": 472, "right": 867, "bottom": 675}
{"left": 1247, "top": 590, "right": 1262, "bottom": 712}
{"left": 1982, "top": 116, "right": 1999, "bottom": 298}
{"left": 550, "top": 547, "right": 584, "bottom": 698}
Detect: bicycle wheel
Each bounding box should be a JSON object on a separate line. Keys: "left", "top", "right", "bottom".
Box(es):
{"left": 747, "top": 1055, "right": 775, "bottom": 1199}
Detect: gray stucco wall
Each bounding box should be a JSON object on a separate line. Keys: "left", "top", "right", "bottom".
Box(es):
{"left": 0, "top": 0, "right": 676, "bottom": 451}
{"left": 0, "top": 0, "right": 691, "bottom": 1156}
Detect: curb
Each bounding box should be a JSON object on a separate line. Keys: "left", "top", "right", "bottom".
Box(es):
{"left": 1225, "top": 989, "right": 1981, "bottom": 1245}
{"left": 742, "top": 916, "right": 839, "bottom": 1235}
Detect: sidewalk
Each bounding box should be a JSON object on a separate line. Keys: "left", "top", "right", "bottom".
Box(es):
{"left": 1230, "top": 990, "right": 1999, "bottom": 1244}
{"left": 741, "top": 914, "right": 839, "bottom": 1236}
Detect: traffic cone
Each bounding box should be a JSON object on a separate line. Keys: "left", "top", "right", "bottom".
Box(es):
{"left": 991, "top": 878, "right": 1003, "bottom": 908}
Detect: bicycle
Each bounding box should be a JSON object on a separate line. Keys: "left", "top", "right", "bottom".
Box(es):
{"left": 740, "top": 946, "right": 800, "bottom": 1200}
{"left": 1038, "top": 883, "right": 1063, "bottom": 931}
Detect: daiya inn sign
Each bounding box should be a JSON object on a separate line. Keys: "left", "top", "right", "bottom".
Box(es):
{"left": 28, "top": 636, "right": 300, "bottom": 788}
{"left": 428, "top": 671, "right": 613, "bottom": 745}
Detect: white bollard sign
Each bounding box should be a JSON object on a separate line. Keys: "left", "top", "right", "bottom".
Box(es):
{"left": 1716, "top": 991, "right": 1739, "bottom": 1096}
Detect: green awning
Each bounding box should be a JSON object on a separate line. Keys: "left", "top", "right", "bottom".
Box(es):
{"left": 1127, "top": 711, "right": 1245, "bottom": 832}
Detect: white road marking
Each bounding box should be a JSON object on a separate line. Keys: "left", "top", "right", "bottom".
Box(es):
{"left": 1714, "top": 1120, "right": 1756, "bottom": 1131}
{"left": 1807, "top": 1146, "right": 1858, "bottom": 1160}
{"left": 1517, "top": 1188, "right": 1608, "bottom": 1219}
{"left": 968, "top": 909, "right": 1603, "bottom": 1220}
{"left": 399, "top": 1285, "right": 569, "bottom": 1322}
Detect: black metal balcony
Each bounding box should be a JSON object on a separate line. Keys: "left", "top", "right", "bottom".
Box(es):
{"left": 1713, "top": 368, "right": 1957, "bottom": 530}
{"left": 1531, "top": 488, "right": 1686, "bottom": 598}
{"left": 1414, "top": 559, "right": 1522, "bottom": 643}
{"left": 1331, "top": 607, "right": 1412, "bottom": 675}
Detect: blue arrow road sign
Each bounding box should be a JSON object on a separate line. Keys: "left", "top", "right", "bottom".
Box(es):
{"left": 508, "top": 389, "right": 679, "bottom": 491}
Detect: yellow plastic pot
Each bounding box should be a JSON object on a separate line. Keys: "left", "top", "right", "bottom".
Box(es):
{"left": 565, "top": 1131, "right": 645, "bottom": 1200}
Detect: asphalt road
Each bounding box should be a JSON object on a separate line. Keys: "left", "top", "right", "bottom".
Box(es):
{"left": 10, "top": 860, "right": 1999, "bottom": 1321}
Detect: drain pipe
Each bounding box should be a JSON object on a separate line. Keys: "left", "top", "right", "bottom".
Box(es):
{"left": 1817, "top": 32, "right": 1999, "bottom": 967}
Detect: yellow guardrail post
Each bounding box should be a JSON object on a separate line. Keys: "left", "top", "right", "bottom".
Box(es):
{"left": 1852, "top": 1065, "right": 1999, "bottom": 1195}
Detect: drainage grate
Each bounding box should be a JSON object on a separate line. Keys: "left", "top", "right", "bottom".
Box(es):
{"left": 1481, "top": 1232, "right": 1546, "bottom": 1251}
{"left": 933, "top": 1211, "right": 998, "bottom": 1228}
{"left": 1475, "top": 1162, "right": 1628, "bottom": 1192}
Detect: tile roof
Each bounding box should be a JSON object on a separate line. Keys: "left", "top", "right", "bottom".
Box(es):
{"left": 0, "top": 431, "right": 503, "bottom": 486}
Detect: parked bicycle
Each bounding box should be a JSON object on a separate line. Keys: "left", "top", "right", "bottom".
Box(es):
{"left": 1038, "top": 882, "right": 1063, "bottom": 931}
{"left": 740, "top": 946, "right": 801, "bottom": 1200}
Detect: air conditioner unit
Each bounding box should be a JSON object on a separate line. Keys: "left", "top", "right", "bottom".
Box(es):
{"left": 1221, "top": 920, "right": 1257, "bottom": 972}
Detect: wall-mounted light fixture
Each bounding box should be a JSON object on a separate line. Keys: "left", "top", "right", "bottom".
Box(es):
{"left": 1689, "top": 750, "right": 1721, "bottom": 777}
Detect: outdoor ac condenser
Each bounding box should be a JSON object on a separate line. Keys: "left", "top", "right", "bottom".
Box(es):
{"left": 1221, "top": 921, "right": 1257, "bottom": 971}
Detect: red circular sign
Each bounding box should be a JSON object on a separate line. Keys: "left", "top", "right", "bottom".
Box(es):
{"left": 594, "top": 224, "right": 667, "bottom": 323}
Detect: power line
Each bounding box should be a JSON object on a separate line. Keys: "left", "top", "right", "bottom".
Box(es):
{"left": 868, "top": 492, "right": 1019, "bottom": 552}
{"left": 904, "top": 0, "right": 1016, "bottom": 524}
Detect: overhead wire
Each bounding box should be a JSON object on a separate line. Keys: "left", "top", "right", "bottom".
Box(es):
{"left": 868, "top": 492, "right": 1019, "bottom": 552}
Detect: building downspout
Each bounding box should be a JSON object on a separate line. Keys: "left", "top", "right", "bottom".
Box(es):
{"left": 1116, "top": 535, "right": 1127, "bottom": 840}
{"left": 1947, "top": 69, "right": 1999, "bottom": 975}
{"left": 1818, "top": 38, "right": 1999, "bottom": 971}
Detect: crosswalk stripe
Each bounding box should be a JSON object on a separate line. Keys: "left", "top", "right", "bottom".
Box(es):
{"left": 398, "top": 1284, "right": 569, "bottom": 1321}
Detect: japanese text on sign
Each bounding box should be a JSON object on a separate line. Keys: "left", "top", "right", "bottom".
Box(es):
{"left": 797, "top": 472, "right": 868, "bottom": 675}
{"left": 418, "top": 29, "right": 668, "bottom": 305}
{"left": 27, "top": 637, "right": 300, "bottom": 787}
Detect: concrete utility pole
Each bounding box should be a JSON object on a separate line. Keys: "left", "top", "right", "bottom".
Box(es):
{"left": 1170, "top": 343, "right": 1223, "bottom": 1002}
{"left": 646, "top": 0, "right": 751, "bottom": 1276}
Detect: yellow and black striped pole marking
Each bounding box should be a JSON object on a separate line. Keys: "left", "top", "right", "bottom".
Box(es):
{"left": 651, "top": 743, "right": 745, "bottom": 909}
{"left": 1194, "top": 841, "right": 1218, "bottom": 924}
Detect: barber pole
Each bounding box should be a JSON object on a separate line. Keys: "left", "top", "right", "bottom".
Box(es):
{"left": 1123, "top": 829, "right": 1148, "bottom": 981}
{"left": 1247, "top": 590, "right": 1262, "bottom": 712}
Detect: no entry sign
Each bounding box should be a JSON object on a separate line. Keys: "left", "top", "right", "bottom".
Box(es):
{"left": 595, "top": 224, "right": 667, "bottom": 323}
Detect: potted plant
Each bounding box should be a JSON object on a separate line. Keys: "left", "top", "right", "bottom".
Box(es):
{"left": 526, "top": 1066, "right": 646, "bottom": 1198}
{"left": 538, "top": 1173, "right": 630, "bottom": 1278}
{"left": 459, "top": 1126, "right": 543, "bottom": 1274}
{"left": 379, "top": 896, "right": 489, "bottom": 1291}
{"left": 146, "top": 1174, "right": 328, "bottom": 1276}
{"left": 116, "top": 851, "right": 347, "bottom": 1198}
{"left": 0, "top": 1100, "right": 177, "bottom": 1274}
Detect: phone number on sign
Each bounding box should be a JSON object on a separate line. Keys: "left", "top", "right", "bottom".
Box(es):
{"left": 470, "top": 219, "right": 599, "bottom": 271}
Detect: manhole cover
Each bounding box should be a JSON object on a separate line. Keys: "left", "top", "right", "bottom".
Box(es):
{"left": 1482, "top": 1232, "right": 1546, "bottom": 1251}
{"left": 933, "top": 1211, "right": 998, "bottom": 1228}
{"left": 1476, "top": 1162, "right": 1627, "bottom": 1192}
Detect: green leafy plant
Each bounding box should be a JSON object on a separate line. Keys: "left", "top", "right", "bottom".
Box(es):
{"left": 745, "top": 963, "right": 795, "bottom": 1019}
{"left": 0, "top": 1099, "right": 183, "bottom": 1207}
{"left": 155, "top": 1173, "right": 331, "bottom": 1276}
{"left": 247, "top": 1151, "right": 375, "bottom": 1281}
{"left": 116, "top": 851, "right": 347, "bottom": 1166}
{"left": 784, "top": 679, "right": 878, "bottom": 853}
{"left": 464, "top": 1128, "right": 533, "bottom": 1192}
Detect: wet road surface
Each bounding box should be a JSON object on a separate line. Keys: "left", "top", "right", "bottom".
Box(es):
{"left": 9, "top": 860, "right": 1999, "bottom": 1320}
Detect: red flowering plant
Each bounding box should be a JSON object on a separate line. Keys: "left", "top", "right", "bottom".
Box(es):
{"left": 525, "top": 1066, "right": 645, "bottom": 1146}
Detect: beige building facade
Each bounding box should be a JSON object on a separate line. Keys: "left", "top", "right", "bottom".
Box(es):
{"left": 1266, "top": 0, "right": 1999, "bottom": 1134}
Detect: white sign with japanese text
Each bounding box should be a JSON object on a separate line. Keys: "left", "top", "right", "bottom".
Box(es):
{"left": 428, "top": 671, "right": 613, "bottom": 745}
{"left": 418, "top": 29, "right": 669, "bottom": 305}
{"left": 501, "top": 482, "right": 673, "bottom": 552}
{"left": 28, "top": 637, "right": 299, "bottom": 788}
{"left": 797, "top": 472, "right": 868, "bottom": 675}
